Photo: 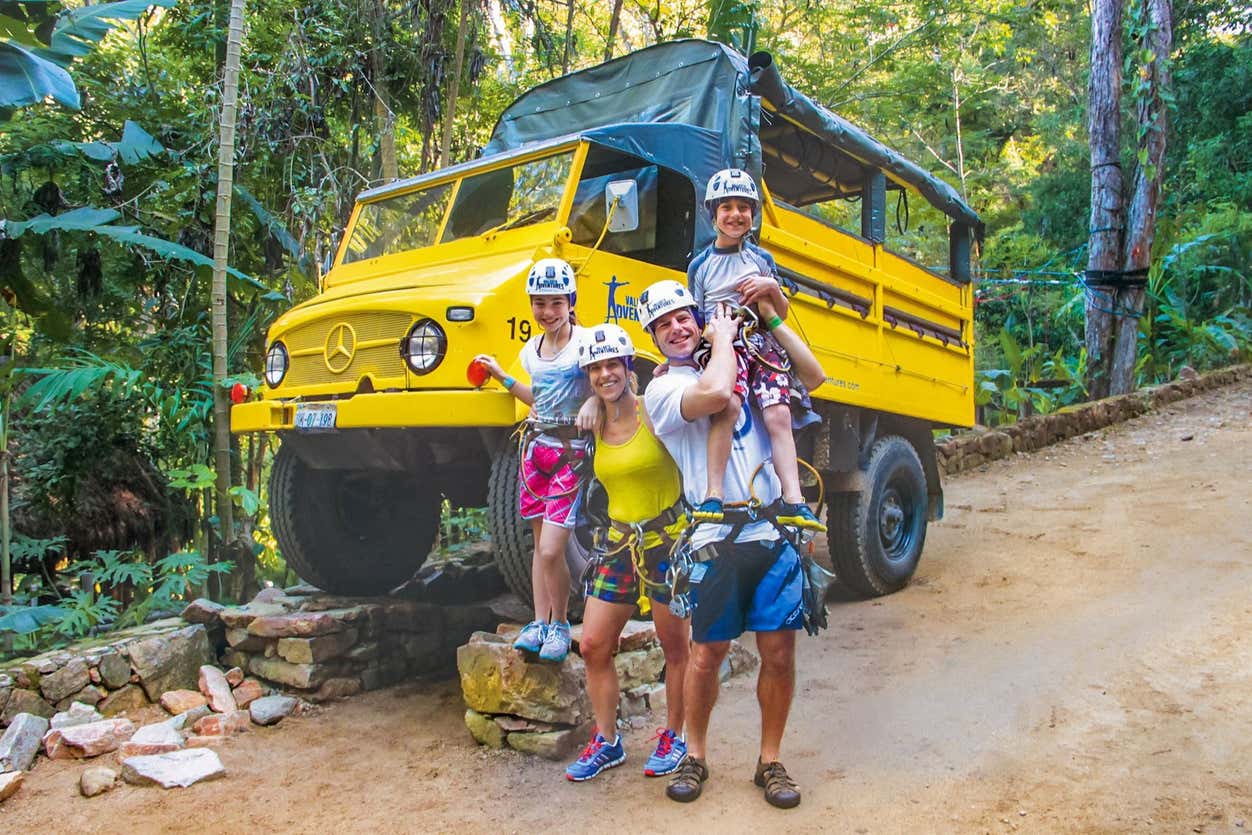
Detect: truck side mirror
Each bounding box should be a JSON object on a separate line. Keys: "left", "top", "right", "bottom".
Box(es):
{"left": 605, "top": 180, "right": 640, "bottom": 233}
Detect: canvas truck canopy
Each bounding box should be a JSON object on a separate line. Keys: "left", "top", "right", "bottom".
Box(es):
{"left": 485, "top": 39, "right": 982, "bottom": 236}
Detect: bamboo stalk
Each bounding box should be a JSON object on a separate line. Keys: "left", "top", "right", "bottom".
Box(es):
{"left": 210, "top": 0, "right": 247, "bottom": 597}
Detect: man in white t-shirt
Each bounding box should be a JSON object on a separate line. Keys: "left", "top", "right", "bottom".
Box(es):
{"left": 637, "top": 279, "right": 824, "bottom": 810}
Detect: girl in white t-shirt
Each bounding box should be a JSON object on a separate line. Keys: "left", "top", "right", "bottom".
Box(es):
{"left": 474, "top": 258, "right": 588, "bottom": 663}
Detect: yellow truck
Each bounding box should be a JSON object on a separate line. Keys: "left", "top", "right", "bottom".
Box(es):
{"left": 232, "top": 40, "right": 981, "bottom": 600}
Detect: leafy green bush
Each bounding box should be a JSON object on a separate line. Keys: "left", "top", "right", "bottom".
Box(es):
{"left": 975, "top": 328, "right": 1086, "bottom": 425}
{"left": 437, "top": 500, "right": 489, "bottom": 556}
{"left": 1140, "top": 204, "right": 1252, "bottom": 381}
{"left": 0, "top": 547, "right": 232, "bottom": 659}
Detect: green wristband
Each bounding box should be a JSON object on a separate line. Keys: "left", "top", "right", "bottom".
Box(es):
{"left": 502, "top": 375, "right": 516, "bottom": 390}
{"left": 765, "top": 315, "right": 783, "bottom": 331}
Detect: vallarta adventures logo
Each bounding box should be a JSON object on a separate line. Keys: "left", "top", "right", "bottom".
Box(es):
{"left": 603, "top": 276, "right": 639, "bottom": 324}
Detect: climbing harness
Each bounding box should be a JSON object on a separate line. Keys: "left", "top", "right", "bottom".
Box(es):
{"left": 664, "top": 459, "right": 835, "bottom": 635}
{"left": 590, "top": 499, "right": 688, "bottom": 615}
{"left": 735, "top": 306, "right": 792, "bottom": 376}
{"left": 514, "top": 420, "right": 591, "bottom": 503}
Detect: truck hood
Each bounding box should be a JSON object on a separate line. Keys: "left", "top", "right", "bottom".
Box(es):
{"left": 270, "top": 250, "right": 534, "bottom": 335}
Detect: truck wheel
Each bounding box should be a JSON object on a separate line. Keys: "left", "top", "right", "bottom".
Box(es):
{"left": 826, "top": 435, "right": 928, "bottom": 597}
{"left": 487, "top": 440, "right": 588, "bottom": 619}
{"left": 270, "top": 442, "right": 439, "bottom": 595}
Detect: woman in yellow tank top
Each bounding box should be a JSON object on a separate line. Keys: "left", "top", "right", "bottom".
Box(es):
{"left": 562, "top": 324, "right": 691, "bottom": 783}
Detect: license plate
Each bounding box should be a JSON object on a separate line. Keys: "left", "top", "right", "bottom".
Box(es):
{"left": 294, "top": 403, "right": 337, "bottom": 431}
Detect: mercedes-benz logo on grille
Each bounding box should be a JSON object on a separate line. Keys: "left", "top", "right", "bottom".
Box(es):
{"left": 323, "top": 323, "right": 357, "bottom": 373}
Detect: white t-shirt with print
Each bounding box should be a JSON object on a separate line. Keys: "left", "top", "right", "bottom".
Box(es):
{"left": 643, "top": 364, "right": 781, "bottom": 549}
{"left": 520, "top": 325, "right": 589, "bottom": 444}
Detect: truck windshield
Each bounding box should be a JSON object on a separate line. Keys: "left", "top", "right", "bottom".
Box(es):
{"left": 341, "top": 151, "right": 573, "bottom": 264}
{"left": 440, "top": 151, "right": 572, "bottom": 242}
{"left": 343, "top": 182, "right": 454, "bottom": 263}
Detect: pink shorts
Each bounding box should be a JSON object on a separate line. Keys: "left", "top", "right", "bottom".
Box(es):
{"left": 518, "top": 440, "right": 585, "bottom": 529}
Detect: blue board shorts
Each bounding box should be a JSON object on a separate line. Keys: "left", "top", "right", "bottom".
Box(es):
{"left": 689, "top": 539, "right": 805, "bottom": 643}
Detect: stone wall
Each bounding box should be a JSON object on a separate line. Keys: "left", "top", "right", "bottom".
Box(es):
{"left": 937, "top": 364, "right": 1250, "bottom": 476}
{"left": 196, "top": 585, "right": 512, "bottom": 701}
{"left": 2, "top": 620, "right": 215, "bottom": 727}
{"left": 2, "top": 580, "right": 525, "bottom": 729}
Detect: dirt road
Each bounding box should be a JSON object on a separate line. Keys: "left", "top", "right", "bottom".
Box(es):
{"left": 9, "top": 380, "right": 1251, "bottom": 833}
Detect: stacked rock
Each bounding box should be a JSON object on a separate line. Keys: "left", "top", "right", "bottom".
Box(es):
{"left": 0, "top": 659, "right": 304, "bottom": 802}
{"left": 207, "top": 586, "right": 502, "bottom": 701}
{"left": 1, "top": 622, "right": 217, "bottom": 726}
{"left": 456, "top": 622, "right": 758, "bottom": 761}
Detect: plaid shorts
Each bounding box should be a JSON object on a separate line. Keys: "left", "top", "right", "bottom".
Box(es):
{"left": 585, "top": 540, "right": 673, "bottom": 606}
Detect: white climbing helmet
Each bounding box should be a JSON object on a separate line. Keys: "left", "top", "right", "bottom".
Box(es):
{"left": 637, "top": 279, "right": 697, "bottom": 331}
{"left": 704, "top": 168, "right": 760, "bottom": 215}
{"left": 577, "top": 323, "right": 635, "bottom": 368}
{"left": 525, "top": 257, "right": 577, "bottom": 296}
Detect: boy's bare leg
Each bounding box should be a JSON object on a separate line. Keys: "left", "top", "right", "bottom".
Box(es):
{"left": 703, "top": 395, "right": 742, "bottom": 503}
{"left": 762, "top": 402, "right": 804, "bottom": 503}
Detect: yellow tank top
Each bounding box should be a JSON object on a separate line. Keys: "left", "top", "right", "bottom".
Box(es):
{"left": 594, "top": 416, "right": 683, "bottom": 526}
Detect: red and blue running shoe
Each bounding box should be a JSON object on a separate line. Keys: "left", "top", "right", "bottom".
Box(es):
{"left": 643, "top": 728, "right": 687, "bottom": 777}
{"left": 565, "top": 731, "right": 626, "bottom": 781}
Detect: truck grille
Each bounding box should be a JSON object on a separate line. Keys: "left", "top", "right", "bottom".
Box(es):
{"left": 282, "top": 310, "right": 412, "bottom": 388}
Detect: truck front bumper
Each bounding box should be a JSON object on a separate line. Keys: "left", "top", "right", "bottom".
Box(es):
{"left": 230, "top": 389, "right": 520, "bottom": 433}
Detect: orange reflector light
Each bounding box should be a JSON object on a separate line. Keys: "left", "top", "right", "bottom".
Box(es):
{"left": 467, "top": 359, "right": 490, "bottom": 388}
{"left": 229, "top": 383, "right": 248, "bottom": 404}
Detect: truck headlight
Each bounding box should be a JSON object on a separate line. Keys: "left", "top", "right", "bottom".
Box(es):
{"left": 403, "top": 319, "right": 446, "bottom": 375}
{"left": 265, "top": 341, "right": 289, "bottom": 387}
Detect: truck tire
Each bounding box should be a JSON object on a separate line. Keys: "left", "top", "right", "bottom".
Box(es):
{"left": 487, "top": 440, "right": 588, "bottom": 619}
{"left": 270, "top": 442, "right": 439, "bottom": 595}
{"left": 826, "top": 435, "right": 928, "bottom": 597}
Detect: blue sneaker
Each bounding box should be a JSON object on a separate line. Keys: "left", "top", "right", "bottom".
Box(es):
{"left": 777, "top": 501, "right": 826, "bottom": 533}
{"left": 644, "top": 728, "right": 687, "bottom": 777}
{"left": 565, "top": 731, "right": 626, "bottom": 782}
{"left": 538, "top": 620, "right": 571, "bottom": 662}
{"left": 513, "top": 620, "right": 547, "bottom": 653}
{"left": 692, "top": 497, "right": 725, "bottom": 524}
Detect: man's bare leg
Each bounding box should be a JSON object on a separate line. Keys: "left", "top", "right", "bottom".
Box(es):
{"left": 683, "top": 639, "right": 730, "bottom": 759}
{"left": 754, "top": 629, "right": 796, "bottom": 762}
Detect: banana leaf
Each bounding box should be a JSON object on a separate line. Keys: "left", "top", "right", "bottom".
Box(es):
{"left": 34, "top": 0, "right": 177, "bottom": 65}
{"left": 3, "top": 207, "right": 266, "bottom": 290}
{"left": 0, "top": 603, "right": 67, "bottom": 635}
{"left": 0, "top": 39, "right": 78, "bottom": 109}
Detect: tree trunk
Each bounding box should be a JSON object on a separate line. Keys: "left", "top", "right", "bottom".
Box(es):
{"left": 370, "top": 0, "right": 398, "bottom": 182}
{"left": 1110, "top": 0, "right": 1173, "bottom": 394}
{"left": 604, "top": 0, "right": 624, "bottom": 61}
{"left": 562, "top": 0, "right": 574, "bottom": 74}
{"left": 1, "top": 393, "right": 11, "bottom": 654}
{"left": 439, "top": 0, "right": 470, "bottom": 169}
{"left": 1084, "top": 0, "right": 1124, "bottom": 400}
{"left": 210, "top": 0, "right": 246, "bottom": 593}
